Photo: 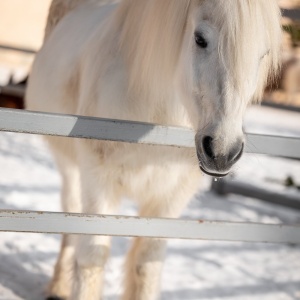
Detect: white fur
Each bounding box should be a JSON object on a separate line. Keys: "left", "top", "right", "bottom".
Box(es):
{"left": 26, "top": 0, "right": 281, "bottom": 299}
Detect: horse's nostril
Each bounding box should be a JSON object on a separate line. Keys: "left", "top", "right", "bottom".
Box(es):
{"left": 229, "top": 142, "right": 244, "bottom": 163}
{"left": 202, "top": 136, "right": 214, "bottom": 159}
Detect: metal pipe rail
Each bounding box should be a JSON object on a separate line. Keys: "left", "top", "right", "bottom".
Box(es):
{"left": 0, "top": 210, "right": 300, "bottom": 244}
{"left": 211, "top": 179, "right": 300, "bottom": 210}
{"left": 1, "top": 108, "right": 300, "bottom": 159}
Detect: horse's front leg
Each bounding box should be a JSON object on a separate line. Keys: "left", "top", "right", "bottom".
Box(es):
{"left": 71, "top": 154, "right": 120, "bottom": 300}
{"left": 122, "top": 169, "right": 201, "bottom": 300}
{"left": 71, "top": 190, "right": 118, "bottom": 300}
{"left": 46, "top": 141, "right": 81, "bottom": 300}
{"left": 71, "top": 234, "right": 111, "bottom": 300}
{"left": 122, "top": 237, "right": 167, "bottom": 300}
{"left": 71, "top": 189, "right": 117, "bottom": 300}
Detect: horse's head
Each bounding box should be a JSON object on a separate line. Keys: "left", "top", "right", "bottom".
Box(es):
{"left": 117, "top": 0, "right": 281, "bottom": 176}
{"left": 181, "top": 0, "right": 281, "bottom": 176}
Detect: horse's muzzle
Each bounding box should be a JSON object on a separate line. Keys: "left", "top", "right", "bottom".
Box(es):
{"left": 196, "top": 135, "right": 244, "bottom": 177}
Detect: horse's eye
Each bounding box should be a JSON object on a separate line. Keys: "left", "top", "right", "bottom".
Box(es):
{"left": 195, "top": 32, "right": 208, "bottom": 48}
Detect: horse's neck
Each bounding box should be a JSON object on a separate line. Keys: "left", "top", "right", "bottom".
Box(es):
{"left": 83, "top": 50, "right": 192, "bottom": 127}
{"left": 79, "top": 4, "right": 193, "bottom": 128}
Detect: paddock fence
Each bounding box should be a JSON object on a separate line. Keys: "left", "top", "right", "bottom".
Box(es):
{"left": 1, "top": 107, "right": 300, "bottom": 244}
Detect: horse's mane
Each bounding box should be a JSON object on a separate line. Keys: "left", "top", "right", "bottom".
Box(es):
{"left": 216, "top": 0, "right": 281, "bottom": 102}
{"left": 114, "top": 0, "right": 281, "bottom": 103}
{"left": 45, "top": 0, "right": 281, "bottom": 105}
{"left": 45, "top": 0, "right": 118, "bottom": 40}
{"left": 114, "top": 0, "right": 192, "bottom": 102}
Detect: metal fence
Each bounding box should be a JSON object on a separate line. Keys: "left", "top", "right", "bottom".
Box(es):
{"left": 0, "top": 107, "right": 300, "bottom": 244}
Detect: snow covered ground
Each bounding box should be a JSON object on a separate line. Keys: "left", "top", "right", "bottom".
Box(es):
{"left": 0, "top": 106, "right": 300, "bottom": 300}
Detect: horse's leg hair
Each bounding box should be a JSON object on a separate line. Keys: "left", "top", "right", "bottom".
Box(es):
{"left": 47, "top": 235, "right": 76, "bottom": 300}
{"left": 71, "top": 193, "right": 117, "bottom": 300}
{"left": 122, "top": 172, "right": 200, "bottom": 300}
{"left": 122, "top": 237, "right": 167, "bottom": 300}
{"left": 71, "top": 234, "right": 111, "bottom": 300}
{"left": 70, "top": 144, "right": 120, "bottom": 300}
{"left": 45, "top": 137, "right": 81, "bottom": 300}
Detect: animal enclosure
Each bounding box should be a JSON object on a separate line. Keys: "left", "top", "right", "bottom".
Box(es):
{"left": 1, "top": 1, "right": 300, "bottom": 299}
{"left": 0, "top": 107, "right": 300, "bottom": 244}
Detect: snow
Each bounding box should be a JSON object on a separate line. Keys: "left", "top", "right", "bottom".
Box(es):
{"left": 0, "top": 106, "right": 300, "bottom": 300}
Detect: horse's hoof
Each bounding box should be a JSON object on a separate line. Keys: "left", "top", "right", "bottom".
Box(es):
{"left": 46, "top": 296, "right": 65, "bottom": 300}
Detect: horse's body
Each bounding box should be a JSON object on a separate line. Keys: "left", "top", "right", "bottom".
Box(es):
{"left": 26, "top": 0, "right": 281, "bottom": 299}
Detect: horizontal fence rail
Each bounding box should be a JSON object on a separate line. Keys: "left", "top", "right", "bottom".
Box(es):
{"left": 1, "top": 107, "right": 300, "bottom": 244}
{"left": 0, "top": 210, "right": 300, "bottom": 244}
{"left": 1, "top": 108, "right": 300, "bottom": 159}
{"left": 211, "top": 178, "right": 300, "bottom": 210}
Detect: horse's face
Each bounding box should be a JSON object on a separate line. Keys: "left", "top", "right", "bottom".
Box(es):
{"left": 184, "top": 0, "right": 280, "bottom": 177}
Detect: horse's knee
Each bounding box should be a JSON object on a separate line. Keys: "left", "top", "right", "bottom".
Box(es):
{"left": 136, "top": 238, "right": 167, "bottom": 260}
{"left": 75, "top": 236, "right": 110, "bottom": 268}
{"left": 130, "top": 238, "right": 167, "bottom": 280}
{"left": 135, "top": 261, "right": 163, "bottom": 281}
{"left": 71, "top": 240, "right": 109, "bottom": 299}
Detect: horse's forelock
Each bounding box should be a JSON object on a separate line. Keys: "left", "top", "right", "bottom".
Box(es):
{"left": 216, "top": 0, "right": 281, "bottom": 102}
{"left": 114, "top": 0, "right": 281, "bottom": 104}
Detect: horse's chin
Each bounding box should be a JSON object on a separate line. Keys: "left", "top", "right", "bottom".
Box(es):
{"left": 199, "top": 166, "right": 229, "bottom": 178}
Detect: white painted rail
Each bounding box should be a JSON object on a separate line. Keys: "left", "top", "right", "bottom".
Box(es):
{"left": 0, "top": 108, "right": 300, "bottom": 159}
{"left": 0, "top": 108, "right": 195, "bottom": 148}
{"left": 1, "top": 107, "right": 300, "bottom": 244}
{"left": 0, "top": 210, "right": 300, "bottom": 244}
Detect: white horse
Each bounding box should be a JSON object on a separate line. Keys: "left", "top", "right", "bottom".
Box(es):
{"left": 26, "top": 0, "right": 281, "bottom": 299}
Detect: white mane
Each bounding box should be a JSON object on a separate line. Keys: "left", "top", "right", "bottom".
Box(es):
{"left": 114, "top": 0, "right": 192, "bottom": 101}
{"left": 216, "top": 0, "right": 281, "bottom": 101}
{"left": 113, "top": 0, "right": 281, "bottom": 102}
